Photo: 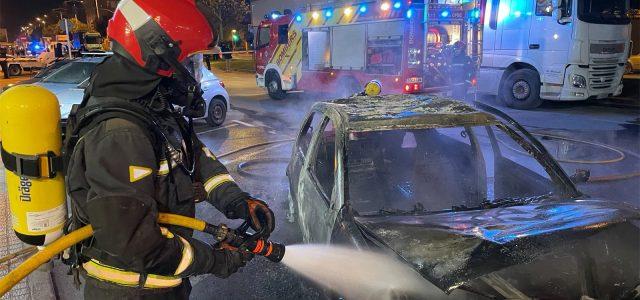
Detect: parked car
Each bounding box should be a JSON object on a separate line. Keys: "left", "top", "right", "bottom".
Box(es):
{"left": 30, "top": 56, "right": 230, "bottom": 127}
{"left": 286, "top": 94, "right": 640, "bottom": 299}
{"left": 626, "top": 54, "right": 640, "bottom": 74}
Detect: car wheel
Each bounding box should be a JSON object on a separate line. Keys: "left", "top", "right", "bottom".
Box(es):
{"left": 501, "top": 69, "right": 542, "bottom": 110}
{"left": 205, "top": 97, "right": 227, "bottom": 127}
{"left": 267, "top": 73, "right": 287, "bottom": 100}
{"left": 8, "top": 65, "right": 22, "bottom": 76}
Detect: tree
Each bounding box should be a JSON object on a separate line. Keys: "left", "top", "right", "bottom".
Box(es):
{"left": 42, "top": 18, "right": 93, "bottom": 37}
{"left": 198, "top": 0, "right": 250, "bottom": 45}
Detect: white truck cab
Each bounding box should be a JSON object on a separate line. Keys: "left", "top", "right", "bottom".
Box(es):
{"left": 477, "top": 0, "right": 631, "bottom": 109}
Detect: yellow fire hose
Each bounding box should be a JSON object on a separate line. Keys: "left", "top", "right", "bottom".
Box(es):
{"left": 0, "top": 213, "right": 208, "bottom": 296}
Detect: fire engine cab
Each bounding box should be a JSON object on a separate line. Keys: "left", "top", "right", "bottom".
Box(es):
{"left": 254, "top": 1, "right": 425, "bottom": 100}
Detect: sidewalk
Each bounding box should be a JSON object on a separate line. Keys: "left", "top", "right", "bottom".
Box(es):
{"left": 0, "top": 166, "right": 56, "bottom": 300}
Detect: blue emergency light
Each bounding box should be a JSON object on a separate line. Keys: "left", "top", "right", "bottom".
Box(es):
{"left": 295, "top": 15, "right": 303, "bottom": 22}
{"left": 359, "top": 5, "right": 367, "bottom": 13}
{"left": 440, "top": 10, "right": 450, "bottom": 18}
{"left": 406, "top": 9, "right": 413, "bottom": 18}
{"left": 393, "top": 2, "right": 402, "bottom": 9}
{"left": 325, "top": 9, "right": 333, "bottom": 17}
{"left": 271, "top": 13, "right": 279, "bottom": 19}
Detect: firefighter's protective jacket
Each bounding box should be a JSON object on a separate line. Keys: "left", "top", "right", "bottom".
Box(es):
{"left": 65, "top": 56, "right": 246, "bottom": 280}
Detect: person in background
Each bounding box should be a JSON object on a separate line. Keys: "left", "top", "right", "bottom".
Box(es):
{"left": 0, "top": 47, "right": 10, "bottom": 79}
{"left": 212, "top": 44, "right": 222, "bottom": 61}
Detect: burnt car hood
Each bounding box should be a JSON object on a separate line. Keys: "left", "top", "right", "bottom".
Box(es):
{"left": 353, "top": 198, "right": 640, "bottom": 293}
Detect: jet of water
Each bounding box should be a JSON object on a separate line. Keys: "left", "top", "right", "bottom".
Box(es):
{"left": 281, "top": 244, "right": 444, "bottom": 300}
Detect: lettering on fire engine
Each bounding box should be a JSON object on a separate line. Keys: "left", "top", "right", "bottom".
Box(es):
{"left": 276, "top": 29, "right": 298, "bottom": 65}
{"left": 19, "top": 177, "right": 32, "bottom": 202}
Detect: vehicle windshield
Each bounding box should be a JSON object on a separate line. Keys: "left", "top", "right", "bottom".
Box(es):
{"left": 43, "top": 62, "right": 97, "bottom": 84}
{"left": 34, "top": 60, "right": 70, "bottom": 79}
{"left": 346, "top": 125, "right": 560, "bottom": 216}
{"left": 578, "top": 0, "right": 630, "bottom": 25}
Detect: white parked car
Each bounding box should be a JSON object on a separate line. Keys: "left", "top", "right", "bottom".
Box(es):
{"left": 32, "top": 56, "right": 231, "bottom": 127}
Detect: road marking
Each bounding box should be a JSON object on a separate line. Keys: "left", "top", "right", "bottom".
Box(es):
{"left": 232, "top": 120, "right": 257, "bottom": 128}
{"left": 197, "top": 123, "right": 238, "bottom": 134}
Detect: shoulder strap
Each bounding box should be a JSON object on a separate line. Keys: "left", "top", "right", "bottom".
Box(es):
{"left": 62, "top": 98, "right": 167, "bottom": 174}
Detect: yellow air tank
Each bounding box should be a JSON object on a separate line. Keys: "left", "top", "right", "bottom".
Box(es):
{"left": 0, "top": 85, "right": 66, "bottom": 246}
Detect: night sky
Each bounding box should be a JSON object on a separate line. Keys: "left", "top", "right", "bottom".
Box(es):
{"left": 0, "top": 0, "right": 65, "bottom": 40}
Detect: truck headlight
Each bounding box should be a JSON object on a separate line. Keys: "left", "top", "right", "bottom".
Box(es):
{"left": 570, "top": 74, "right": 586, "bottom": 88}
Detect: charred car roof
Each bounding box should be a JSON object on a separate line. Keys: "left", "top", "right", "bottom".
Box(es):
{"left": 315, "top": 94, "right": 498, "bottom": 132}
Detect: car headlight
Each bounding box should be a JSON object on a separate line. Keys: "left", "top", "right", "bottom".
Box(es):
{"left": 570, "top": 74, "right": 586, "bottom": 88}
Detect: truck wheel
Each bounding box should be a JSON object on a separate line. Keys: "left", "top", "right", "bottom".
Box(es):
{"left": 501, "top": 69, "right": 542, "bottom": 109}
{"left": 267, "top": 73, "right": 287, "bottom": 100}
{"left": 8, "top": 65, "right": 22, "bottom": 76}
{"left": 205, "top": 97, "right": 227, "bottom": 127}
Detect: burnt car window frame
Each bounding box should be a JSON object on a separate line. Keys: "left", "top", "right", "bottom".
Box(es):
{"left": 296, "top": 112, "right": 322, "bottom": 158}
{"left": 308, "top": 117, "right": 338, "bottom": 203}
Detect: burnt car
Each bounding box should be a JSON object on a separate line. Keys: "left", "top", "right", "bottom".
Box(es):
{"left": 286, "top": 95, "right": 640, "bottom": 299}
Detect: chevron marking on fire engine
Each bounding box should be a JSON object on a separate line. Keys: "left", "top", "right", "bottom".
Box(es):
{"left": 130, "top": 166, "right": 152, "bottom": 183}
{"left": 282, "top": 36, "right": 302, "bottom": 75}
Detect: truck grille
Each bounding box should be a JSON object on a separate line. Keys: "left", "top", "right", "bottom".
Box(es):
{"left": 588, "top": 64, "right": 618, "bottom": 90}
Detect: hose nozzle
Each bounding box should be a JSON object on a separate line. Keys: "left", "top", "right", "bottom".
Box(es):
{"left": 248, "top": 240, "right": 285, "bottom": 263}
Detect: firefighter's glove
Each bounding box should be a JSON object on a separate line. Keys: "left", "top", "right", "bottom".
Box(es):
{"left": 232, "top": 198, "right": 275, "bottom": 237}
{"left": 210, "top": 247, "right": 253, "bottom": 279}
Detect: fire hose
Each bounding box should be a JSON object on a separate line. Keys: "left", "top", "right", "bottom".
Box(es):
{"left": 0, "top": 213, "right": 285, "bottom": 297}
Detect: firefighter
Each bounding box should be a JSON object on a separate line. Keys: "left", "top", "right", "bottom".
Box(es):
{"left": 449, "top": 41, "right": 473, "bottom": 100}
{"left": 63, "top": 0, "right": 275, "bottom": 298}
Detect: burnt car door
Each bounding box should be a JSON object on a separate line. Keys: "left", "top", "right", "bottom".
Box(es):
{"left": 296, "top": 116, "right": 343, "bottom": 243}
{"left": 288, "top": 112, "right": 323, "bottom": 199}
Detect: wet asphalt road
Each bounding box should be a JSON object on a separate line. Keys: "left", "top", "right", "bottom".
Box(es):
{"left": 51, "top": 71, "right": 640, "bottom": 299}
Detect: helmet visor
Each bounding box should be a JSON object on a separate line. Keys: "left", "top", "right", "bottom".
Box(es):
{"left": 181, "top": 53, "right": 205, "bottom": 84}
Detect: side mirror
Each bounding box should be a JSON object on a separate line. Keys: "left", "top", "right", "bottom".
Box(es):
{"left": 554, "top": 0, "right": 572, "bottom": 24}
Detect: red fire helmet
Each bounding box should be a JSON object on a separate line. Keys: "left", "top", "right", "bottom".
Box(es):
{"left": 107, "top": 0, "right": 214, "bottom": 77}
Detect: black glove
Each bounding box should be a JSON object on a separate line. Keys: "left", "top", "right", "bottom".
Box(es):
{"left": 232, "top": 198, "right": 275, "bottom": 236}
{"left": 209, "top": 247, "right": 253, "bottom": 279}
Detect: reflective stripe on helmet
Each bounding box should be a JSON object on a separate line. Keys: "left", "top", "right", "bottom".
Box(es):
{"left": 118, "top": 0, "right": 152, "bottom": 31}
{"left": 204, "top": 174, "right": 235, "bottom": 195}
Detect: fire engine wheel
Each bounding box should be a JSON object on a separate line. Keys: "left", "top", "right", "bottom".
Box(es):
{"left": 206, "top": 97, "right": 227, "bottom": 127}
{"left": 8, "top": 65, "right": 22, "bottom": 76}
{"left": 501, "top": 69, "right": 542, "bottom": 110}
{"left": 267, "top": 74, "right": 287, "bottom": 100}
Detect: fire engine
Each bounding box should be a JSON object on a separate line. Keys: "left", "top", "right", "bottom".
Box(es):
{"left": 254, "top": 1, "right": 426, "bottom": 100}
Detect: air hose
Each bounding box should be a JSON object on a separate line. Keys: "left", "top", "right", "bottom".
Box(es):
{"left": 0, "top": 213, "right": 285, "bottom": 297}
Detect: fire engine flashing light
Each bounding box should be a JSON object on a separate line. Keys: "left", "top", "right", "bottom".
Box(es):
{"left": 406, "top": 9, "right": 413, "bottom": 18}
{"left": 344, "top": 7, "right": 353, "bottom": 15}
{"left": 325, "top": 9, "right": 333, "bottom": 18}
{"left": 271, "top": 13, "right": 280, "bottom": 19}
{"left": 295, "top": 15, "right": 303, "bottom": 22}
{"left": 381, "top": 2, "right": 391, "bottom": 11}
{"left": 359, "top": 5, "right": 367, "bottom": 13}
{"left": 312, "top": 11, "right": 320, "bottom": 20}
{"left": 440, "top": 10, "right": 450, "bottom": 18}
{"left": 393, "top": 2, "right": 402, "bottom": 9}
